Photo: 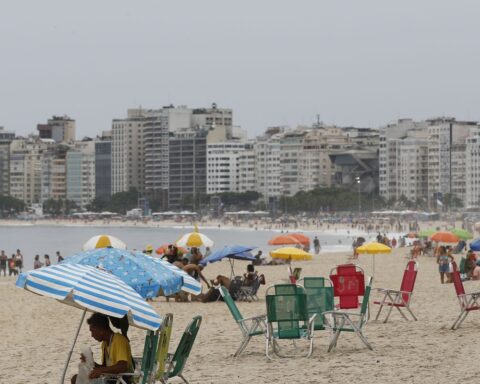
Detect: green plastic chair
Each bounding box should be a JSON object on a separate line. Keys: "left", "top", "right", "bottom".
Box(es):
{"left": 323, "top": 277, "right": 373, "bottom": 351}
{"left": 160, "top": 315, "right": 202, "bottom": 384}
{"left": 265, "top": 284, "right": 316, "bottom": 358}
{"left": 219, "top": 285, "right": 266, "bottom": 357}
{"left": 298, "top": 277, "right": 334, "bottom": 331}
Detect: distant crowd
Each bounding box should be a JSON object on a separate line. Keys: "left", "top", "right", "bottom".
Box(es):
{"left": 0, "top": 250, "right": 64, "bottom": 276}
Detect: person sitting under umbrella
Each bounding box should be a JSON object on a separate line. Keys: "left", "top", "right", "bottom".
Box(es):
{"left": 71, "top": 313, "right": 133, "bottom": 383}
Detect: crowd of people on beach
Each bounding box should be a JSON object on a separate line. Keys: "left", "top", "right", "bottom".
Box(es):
{"left": 0, "top": 250, "right": 64, "bottom": 276}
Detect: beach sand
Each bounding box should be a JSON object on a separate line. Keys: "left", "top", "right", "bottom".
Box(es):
{"left": 3, "top": 247, "right": 480, "bottom": 384}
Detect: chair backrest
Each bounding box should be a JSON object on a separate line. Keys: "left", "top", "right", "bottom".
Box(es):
{"left": 399, "top": 260, "right": 418, "bottom": 304}
{"left": 219, "top": 285, "right": 244, "bottom": 322}
{"left": 266, "top": 284, "right": 308, "bottom": 339}
{"left": 451, "top": 261, "right": 466, "bottom": 296}
{"left": 300, "top": 277, "right": 334, "bottom": 330}
{"left": 229, "top": 276, "right": 244, "bottom": 299}
{"left": 329, "top": 264, "right": 365, "bottom": 309}
{"left": 459, "top": 257, "right": 466, "bottom": 274}
{"left": 359, "top": 277, "right": 373, "bottom": 327}
{"left": 154, "top": 313, "right": 173, "bottom": 381}
{"left": 167, "top": 316, "right": 202, "bottom": 379}
{"left": 249, "top": 276, "right": 262, "bottom": 295}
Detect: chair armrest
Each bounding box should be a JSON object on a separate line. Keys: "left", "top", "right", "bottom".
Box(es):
{"left": 239, "top": 314, "right": 266, "bottom": 323}
{"left": 322, "top": 310, "right": 362, "bottom": 318}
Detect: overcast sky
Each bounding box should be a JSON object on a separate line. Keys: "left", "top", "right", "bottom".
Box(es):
{"left": 1, "top": 1, "right": 480, "bottom": 138}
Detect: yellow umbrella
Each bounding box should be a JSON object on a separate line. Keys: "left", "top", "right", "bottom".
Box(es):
{"left": 356, "top": 242, "right": 392, "bottom": 276}
{"left": 270, "top": 247, "right": 313, "bottom": 261}
{"left": 82, "top": 234, "right": 127, "bottom": 251}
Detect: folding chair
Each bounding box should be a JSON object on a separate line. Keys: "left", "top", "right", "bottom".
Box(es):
{"left": 324, "top": 265, "right": 373, "bottom": 351}
{"left": 219, "top": 285, "right": 266, "bottom": 356}
{"left": 238, "top": 275, "right": 262, "bottom": 302}
{"left": 451, "top": 262, "right": 480, "bottom": 330}
{"left": 373, "top": 260, "right": 418, "bottom": 323}
{"left": 265, "top": 284, "right": 316, "bottom": 359}
{"left": 160, "top": 315, "right": 202, "bottom": 384}
{"left": 288, "top": 267, "right": 302, "bottom": 284}
{"left": 298, "top": 277, "right": 334, "bottom": 331}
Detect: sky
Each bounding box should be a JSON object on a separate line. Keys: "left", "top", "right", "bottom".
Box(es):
{"left": 1, "top": 0, "right": 480, "bottom": 138}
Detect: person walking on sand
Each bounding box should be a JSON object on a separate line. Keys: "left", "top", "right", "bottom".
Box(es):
{"left": 0, "top": 250, "right": 7, "bottom": 277}
{"left": 436, "top": 245, "right": 449, "bottom": 284}
{"left": 313, "top": 236, "right": 321, "bottom": 255}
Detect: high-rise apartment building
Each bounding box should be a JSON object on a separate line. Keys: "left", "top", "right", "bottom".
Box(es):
{"left": 66, "top": 141, "right": 96, "bottom": 209}
{"left": 466, "top": 127, "right": 480, "bottom": 208}
{"left": 111, "top": 110, "right": 145, "bottom": 195}
{"left": 95, "top": 134, "right": 112, "bottom": 201}
{"left": 37, "top": 115, "right": 76, "bottom": 143}
{"left": 254, "top": 129, "right": 282, "bottom": 203}
{"left": 0, "top": 127, "right": 15, "bottom": 196}
{"left": 168, "top": 128, "right": 208, "bottom": 209}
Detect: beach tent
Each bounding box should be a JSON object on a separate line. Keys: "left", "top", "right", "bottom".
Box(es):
{"left": 16, "top": 263, "right": 161, "bottom": 383}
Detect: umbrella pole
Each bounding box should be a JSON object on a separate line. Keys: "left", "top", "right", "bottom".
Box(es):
{"left": 60, "top": 309, "right": 87, "bottom": 384}
{"left": 229, "top": 259, "right": 235, "bottom": 280}
{"left": 373, "top": 254, "right": 375, "bottom": 278}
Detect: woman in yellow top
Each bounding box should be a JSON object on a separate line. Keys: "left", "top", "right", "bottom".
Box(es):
{"left": 71, "top": 313, "right": 133, "bottom": 384}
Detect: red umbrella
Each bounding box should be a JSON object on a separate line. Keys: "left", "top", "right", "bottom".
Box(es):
{"left": 430, "top": 231, "right": 460, "bottom": 243}
{"left": 268, "top": 234, "right": 302, "bottom": 246}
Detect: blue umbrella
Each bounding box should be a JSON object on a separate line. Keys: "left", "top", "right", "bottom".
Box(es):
{"left": 16, "top": 263, "right": 161, "bottom": 383}
{"left": 62, "top": 248, "right": 184, "bottom": 299}
{"left": 470, "top": 238, "right": 480, "bottom": 251}
{"left": 200, "top": 245, "right": 257, "bottom": 278}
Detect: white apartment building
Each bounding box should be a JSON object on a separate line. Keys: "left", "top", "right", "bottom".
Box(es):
{"left": 254, "top": 134, "right": 282, "bottom": 203}
{"left": 111, "top": 110, "right": 146, "bottom": 195}
{"left": 466, "top": 127, "right": 480, "bottom": 208}
{"left": 0, "top": 127, "right": 15, "bottom": 196}
{"left": 9, "top": 139, "right": 51, "bottom": 205}
{"left": 237, "top": 143, "right": 256, "bottom": 193}
{"left": 280, "top": 131, "right": 305, "bottom": 196}
{"left": 66, "top": 141, "right": 96, "bottom": 209}
{"left": 207, "top": 142, "right": 241, "bottom": 194}
{"left": 41, "top": 152, "right": 67, "bottom": 202}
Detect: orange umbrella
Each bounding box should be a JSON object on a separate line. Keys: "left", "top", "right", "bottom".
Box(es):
{"left": 268, "top": 234, "right": 302, "bottom": 246}
{"left": 289, "top": 233, "right": 310, "bottom": 245}
{"left": 430, "top": 231, "right": 460, "bottom": 243}
{"left": 155, "top": 244, "right": 188, "bottom": 255}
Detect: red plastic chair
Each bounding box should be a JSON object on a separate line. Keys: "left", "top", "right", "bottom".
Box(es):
{"left": 373, "top": 260, "right": 418, "bottom": 323}
{"left": 451, "top": 261, "right": 480, "bottom": 330}
{"left": 329, "top": 264, "right": 365, "bottom": 310}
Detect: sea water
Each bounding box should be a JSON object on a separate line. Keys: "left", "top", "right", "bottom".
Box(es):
{"left": 0, "top": 224, "right": 377, "bottom": 269}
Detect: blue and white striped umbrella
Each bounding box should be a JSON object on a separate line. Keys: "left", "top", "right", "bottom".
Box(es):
{"left": 62, "top": 248, "right": 186, "bottom": 299}
{"left": 16, "top": 263, "right": 161, "bottom": 331}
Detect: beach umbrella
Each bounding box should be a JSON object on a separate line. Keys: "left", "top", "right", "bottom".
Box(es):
{"left": 289, "top": 233, "right": 311, "bottom": 246}
{"left": 149, "top": 257, "right": 202, "bottom": 295}
{"left": 417, "top": 228, "right": 437, "bottom": 238}
{"left": 430, "top": 231, "right": 460, "bottom": 243}
{"left": 356, "top": 242, "right": 392, "bottom": 277}
{"left": 270, "top": 247, "right": 313, "bottom": 261}
{"left": 469, "top": 238, "right": 480, "bottom": 251}
{"left": 176, "top": 225, "right": 214, "bottom": 248}
{"left": 62, "top": 248, "right": 185, "bottom": 298}
{"left": 16, "top": 263, "right": 161, "bottom": 383}
{"left": 200, "top": 245, "right": 257, "bottom": 278}
{"left": 82, "top": 234, "right": 127, "bottom": 251}
{"left": 155, "top": 244, "right": 188, "bottom": 255}
{"left": 268, "top": 234, "right": 302, "bottom": 246}
{"left": 451, "top": 228, "right": 473, "bottom": 240}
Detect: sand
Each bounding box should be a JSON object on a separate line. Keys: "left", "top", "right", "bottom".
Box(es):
{"left": 3, "top": 247, "right": 480, "bottom": 384}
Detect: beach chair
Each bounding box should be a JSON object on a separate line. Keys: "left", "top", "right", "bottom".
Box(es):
{"left": 219, "top": 285, "right": 267, "bottom": 356}
{"left": 265, "top": 284, "right": 316, "bottom": 358}
{"left": 238, "top": 275, "right": 262, "bottom": 302}
{"left": 160, "top": 315, "right": 202, "bottom": 383}
{"left": 298, "top": 277, "right": 334, "bottom": 331}
{"left": 451, "top": 262, "right": 480, "bottom": 330}
{"left": 373, "top": 260, "right": 418, "bottom": 323}
{"left": 100, "top": 313, "right": 174, "bottom": 384}
{"left": 229, "top": 276, "right": 244, "bottom": 299}
{"left": 324, "top": 265, "right": 372, "bottom": 351}
{"left": 288, "top": 267, "right": 302, "bottom": 284}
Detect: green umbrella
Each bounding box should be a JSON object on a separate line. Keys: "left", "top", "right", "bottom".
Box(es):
{"left": 417, "top": 228, "right": 437, "bottom": 238}
{"left": 451, "top": 228, "right": 473, "bottom": 240}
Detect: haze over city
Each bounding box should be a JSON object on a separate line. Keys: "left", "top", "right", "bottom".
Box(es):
{"left": 2, "top": 0, "right": 480, "bottom": 137}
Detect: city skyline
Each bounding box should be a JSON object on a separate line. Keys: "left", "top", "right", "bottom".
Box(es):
{"left": 2, "top": 1, "right": 480, "bottom": 137}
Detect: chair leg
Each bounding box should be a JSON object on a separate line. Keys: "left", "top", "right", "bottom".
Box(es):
{"left": 393, "top": 306, "right": 409, "bottom": 322}
{"left": 234, "top": 336, "right": 251, "bottom": 357}
{"left": 178, "top": 374, "right": 189, "bottom": 384}
{"left": 405, "top": 305, "right": 417, "bottom": 321}
{"left": 375, "top": 303, "right": 385, "bottom": 321}
{"left": 452, "top": 310, "right": 470, "bottom": 330}
{"left": 344, "top": 316, "right": 373, "bottom": 351}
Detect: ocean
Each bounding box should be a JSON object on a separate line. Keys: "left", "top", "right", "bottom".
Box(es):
{"left": 0, "top": 223, "right": 370, "bottom": 269}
